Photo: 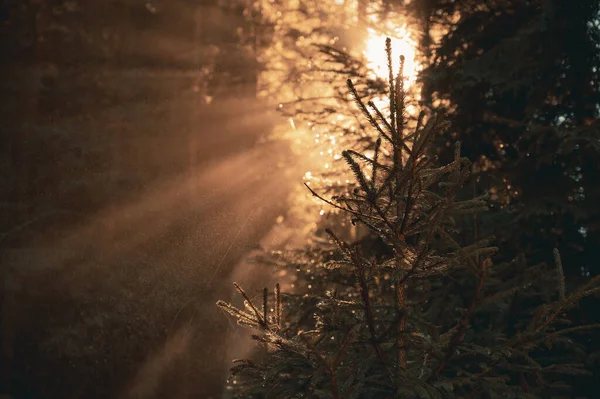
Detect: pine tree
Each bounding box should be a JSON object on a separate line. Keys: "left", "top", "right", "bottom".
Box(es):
{"left": 401, "top": 2, "right": 600, "bottom": 392}
{"left": 218, "top": 41, "right": 600, "bottom": 398}
{"left": 404, "top": 0, "right": 600, "bottom": 278}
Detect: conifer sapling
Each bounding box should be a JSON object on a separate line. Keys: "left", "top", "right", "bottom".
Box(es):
{"left": 217, "top": 39, "right": 600, "bottom": 398}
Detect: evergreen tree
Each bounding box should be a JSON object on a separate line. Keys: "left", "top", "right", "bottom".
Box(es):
{"left": 218, "top": 41, "right": 600, "bottom": 398}
{"left": 405, "top": 0, "right": 600, "bottom": 278}
{"left": 400, "top": 2, "right": 600, "bottom": 392}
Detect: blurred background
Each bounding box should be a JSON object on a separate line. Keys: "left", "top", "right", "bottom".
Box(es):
{"left": 0, "top": 1, "right": 294, "bottom": 398}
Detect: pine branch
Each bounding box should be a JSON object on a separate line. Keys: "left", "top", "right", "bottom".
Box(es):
{"left": 397, "top": 268, "right": 407, "bottom": 374}
{"left": 395, "top": 54, "right": 406, "bottom": 143}
{"left": 428, "top": 262, "right": 487, "bottom": 381}
{"left": 386, "top": 37, "right": 396, "bottom": 135}
{"left": 368, "top": 100, "right": 395, "bottom": 141}
{"left": 342, "top": 150, "right": 376, "bottom": 200}
{"left": 344, "top": 148, "right": 390, "bottom": 173}
{"left": 347, "top": 79, "right": 387, "bottom": 139}
{"left": 303, "top": 182, "right": 385, "bottom": 223}
{"left": 553, "top": 248, "right": 566, "bottom": 301}
{"left": 355, "top": 256, "right": 394, "bottom": 381}
{"left": 398, "top": 156, "right": 417, "bottom": 238}
{"left": 234, "top": 282, "right": 266, "bottom": 328}
{"left": 372, "top": 137, "right": 382, "bottom": 186}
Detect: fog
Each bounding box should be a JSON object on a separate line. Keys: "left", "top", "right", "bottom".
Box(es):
{"left": 0, "top": 2, "right": 293, "bottom": 398}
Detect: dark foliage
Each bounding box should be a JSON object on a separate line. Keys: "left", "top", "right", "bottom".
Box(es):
{"left": 219, "top": 41, "right": 600, "bottom": 398}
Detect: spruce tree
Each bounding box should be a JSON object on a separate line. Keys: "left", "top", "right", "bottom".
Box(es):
{"left": 218, "top": 41, "right": 600, "bottom": 398}
{"left": 402, "top": 3, "right": 600, "bottom": 392}
{"left": 405, "top": 0, "right": 600, "bottom": 278}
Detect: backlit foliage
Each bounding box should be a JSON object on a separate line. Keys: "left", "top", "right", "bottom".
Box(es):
{"left": 244, "top": 0, "right": 422, "bottom": 230}
{"left": 218, "top": 42, "right": 600, "bottom": 398}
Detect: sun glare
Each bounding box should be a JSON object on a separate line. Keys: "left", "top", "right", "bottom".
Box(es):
{"left": 259, "top": 0, "right": 422, "bottom": 224}
{"left": 363, "top": 27, "right": 419, "bottom": 87}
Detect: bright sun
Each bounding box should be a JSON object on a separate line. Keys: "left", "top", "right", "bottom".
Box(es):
{"left": 363, "top": 27, "right": 419, "bottom": 88}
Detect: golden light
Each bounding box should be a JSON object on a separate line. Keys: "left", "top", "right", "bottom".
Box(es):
{"left": 363, "top": 27, "right": 419, "bottom": 88}
{"left": 255, "top": 0, "right": 424, "bottom": 227}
